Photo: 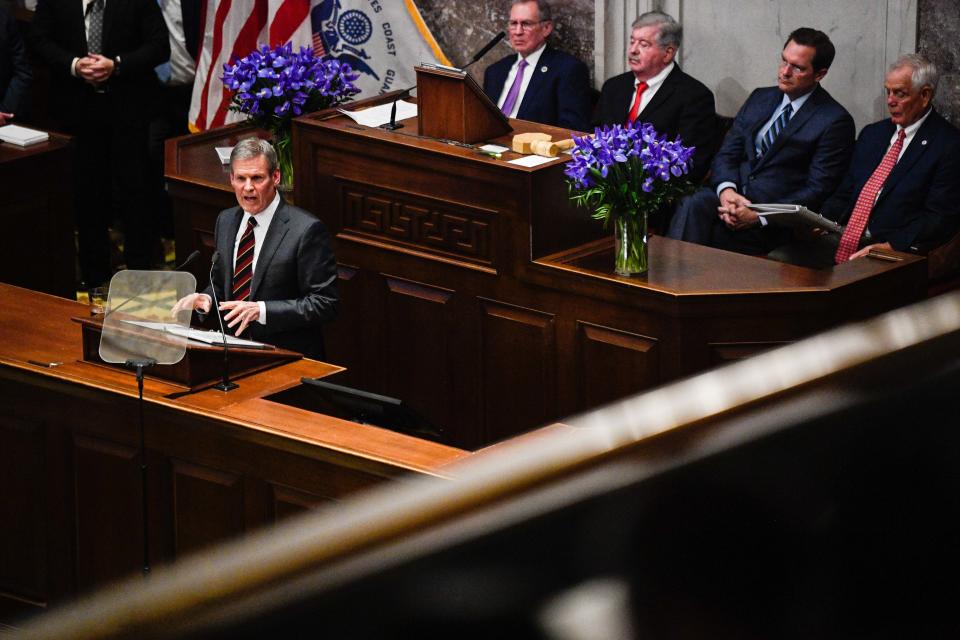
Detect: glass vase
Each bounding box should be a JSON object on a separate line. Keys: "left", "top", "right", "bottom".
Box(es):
{"left": 613, "top": 210, "right": 648, "bottom": 276}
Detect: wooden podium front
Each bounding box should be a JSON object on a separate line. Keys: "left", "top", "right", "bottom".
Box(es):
{"left": 291, "top": 107, "right": 927, "bottom": 450}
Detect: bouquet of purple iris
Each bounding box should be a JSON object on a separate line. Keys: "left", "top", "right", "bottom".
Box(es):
{"left": 565, "top": 122, "right": 695, "bottom": 275}
{"left": 222, "top": 42, "right": 360, "bottom": 188}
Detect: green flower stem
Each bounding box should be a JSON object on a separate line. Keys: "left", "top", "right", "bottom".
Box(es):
{"left": 273, "top": 131, "right": 294, "bottom": 192}
{"left": 613, "top": 211, "right": 648, "bottom": 276}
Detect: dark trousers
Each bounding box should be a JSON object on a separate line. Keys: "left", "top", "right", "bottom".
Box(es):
{"left": 667, "top": 187, "right": 791, "bottom": 256}
{"left": 148, "top": 82, "right": 192, "bottom": 239}
{"left": 65, "top": 91, "right": 154, "bottom": 285}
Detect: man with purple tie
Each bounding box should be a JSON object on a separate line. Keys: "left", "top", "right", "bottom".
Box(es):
{"left": 482, "top": 0, "right": 591, "bottom": 132}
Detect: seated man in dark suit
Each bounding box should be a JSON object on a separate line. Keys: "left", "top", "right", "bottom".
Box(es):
{"left": 595, "top": 11, "right": 717, "bottom": 184}
{"left": 667, "top": 27, "right": 855, "bottom": 256}
{"left": 173, "top": 138, "right": 339, "bottom": 360}
{"left": 0, "top": 5, "right": 31, "bottom": 125}
{"left": 778, "top": 54, "right": 960, "bottom": 268}
{"left": 482, "top": 0, "right": 591, "bottom": 132}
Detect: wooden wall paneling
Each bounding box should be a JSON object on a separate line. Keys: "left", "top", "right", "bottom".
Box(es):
{"left": 71, "top": 434, "right": 144, "bottom": 592}
{"left": 382, "top": 274, "right": 456, "bottom": 440}
{"left": 0, "top": 412, "right": 48, "bottom": 615}
{"left": 170, "top": 460, "right": 245, "bottom": 558}
{"left": 575, "top": 321, "right": 661, "bottom": 411}
{"left": 322, "top": 263, "right": 364, "bottom": 384}
{"left": 270, "top": 483, "right": 338, "bottom": 523}
{"left": 479, "top": 299, "right": 558, "bottom": 446}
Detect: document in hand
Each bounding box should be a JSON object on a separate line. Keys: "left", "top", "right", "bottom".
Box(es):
{"left": 747, "top": 204, "right": 843, "bottom": 234}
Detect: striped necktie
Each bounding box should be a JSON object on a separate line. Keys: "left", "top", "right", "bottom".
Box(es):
{"left": 231, "top": 217, "right": 257, "bottom": 301}
{"left": 834, "top": 129, "right": 907, "bottom": 263}
{"left": 757, "top": 103, "right": 792, "bottom": 157}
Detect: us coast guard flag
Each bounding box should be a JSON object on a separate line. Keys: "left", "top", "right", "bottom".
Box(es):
{"left": 189, "top": 0, "right": 450, "bottom": 132}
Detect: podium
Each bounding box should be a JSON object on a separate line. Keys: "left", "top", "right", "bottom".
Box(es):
{"left": 73, "top": 316, "right": 302, "bottom": 390}
{"left": 415, "top": 65, "right": 512, "bottom": 143}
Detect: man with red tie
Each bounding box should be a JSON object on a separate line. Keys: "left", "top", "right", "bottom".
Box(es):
{"left": 595, "top": 11, "right": 717, "bottom": 184}
{"left": 817, "top": 54, "right": 960, "bottom": 265}
{"left": 173, "top": 138, "right": 338, "bottom": 360}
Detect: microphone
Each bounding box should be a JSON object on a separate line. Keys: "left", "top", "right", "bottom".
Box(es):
{"left": 174, "top": 250, "right": 202, "bottom": 272}
{"left": 380, "top": 85, "right": 415, "bottom": 131}
{"left": 461, "top": 31, "right": 506, "bottom": 70}
{"left": 209, "top": 251, "right": 238, "bottom": 391}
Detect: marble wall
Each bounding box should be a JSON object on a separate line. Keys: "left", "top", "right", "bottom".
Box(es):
{"left": 919, "top": 0, "right": 960, "bottom": 128}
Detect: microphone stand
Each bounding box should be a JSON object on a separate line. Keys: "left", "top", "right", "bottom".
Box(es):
{"left": 208, "top": 251, "right": 238, "bottom": 391}
{"left": 380, "top": 86, "right": 414, "bottom": 131}
{"left": 125, "top": 357, "right": 157, "bottom": 577}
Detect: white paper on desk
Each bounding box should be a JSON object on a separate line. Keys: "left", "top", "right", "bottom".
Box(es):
{"left": 215, "top": 146, "right": 233, "bottom": 165}
{"left": 0, "top": 124, "right": 48, "bottom": 146}
{"left": 508, "top": 154, "right": 556, "bottom": 167}
{"left": 121, "top": 320, "right": 268, "bottom": 349}
{"left": 337, "top": 100, "right": 417, "bottom": 127}
{"left": 479, "top": 144, "right": 510, "bottom": 154}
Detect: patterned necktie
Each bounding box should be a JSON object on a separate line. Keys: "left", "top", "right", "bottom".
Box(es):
{"left": 87, "top": 0, "right": 104, "bottom": 54}
{"left": 757, "top": 103, "right": 793, "bottom": 157}
{"left": 231, "top": 217, "right": 257, "bottom": 301}
{"left": 835, "top": 129, "right": 907, "bottom": 263}
{"left": 627, "top": 81, "right": 649, "bottom": 125}
{"left": 500, "top": 59, "right": 528, "bottom": 117}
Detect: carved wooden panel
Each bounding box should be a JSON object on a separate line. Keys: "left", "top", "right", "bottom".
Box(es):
{"left": 382, "top": 275, "right": 455, "bottom": 433}
{"left": 170, "top": 460, "right": 244, "bottom": 558}
{"left": 338, "top": 179, "right": 495, "bottom": 268}
{"left": 479, "top": 299, "right": 557, "bottom": 444}
{"left": 576, "top": 322, "right": 660, "bottom": 411}
{"left": 324, "top": 263, "right": 363, "bottom": 378}
{"left": 72, "top": 435, "right": 143, "bottom": 591}
{"left": 271, "top": 484, "right": 337, "bottom": 523}
{"left": 0, "top": 413, "right": 47, "bottom": 603}
{"left": 709, "top": 341, "right": 790, "bottom": 366}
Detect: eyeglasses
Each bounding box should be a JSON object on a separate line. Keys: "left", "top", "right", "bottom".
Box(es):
{"left": 508, "top": 19, "right": 545, "bottom": 32}
{"left": 778, "top": 58, "right": 809, "bottom": 75}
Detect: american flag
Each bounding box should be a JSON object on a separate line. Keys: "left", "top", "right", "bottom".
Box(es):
{"left": 189, "top": 0, "right": 315, "bottom": 132}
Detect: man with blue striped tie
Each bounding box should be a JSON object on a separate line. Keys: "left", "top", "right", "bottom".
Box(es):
{"left": 668, "top": 28, "right": 855, "bottom": 256}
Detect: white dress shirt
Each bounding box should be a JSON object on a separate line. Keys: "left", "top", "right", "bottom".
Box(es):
{"left": 231, "top": 192, "right": 281, "bottom": 324}
{"left": 629, "top": 61, "right": 675, "bottom": 117}
{"left": 496, "top": 43, "right": 547, "bottom": 118}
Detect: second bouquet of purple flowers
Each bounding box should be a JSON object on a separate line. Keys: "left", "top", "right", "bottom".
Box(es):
{"left": 564, "top": 122, "right": 696, "bottom": 276}
{"left": 222, "top": 42, "right": 360, "bottom": 189}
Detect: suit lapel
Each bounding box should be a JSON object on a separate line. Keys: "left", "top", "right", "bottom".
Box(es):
{"left": 877, "top": 112, "right": 938, "bottom": 203}
{"left": 748, "top": 89, "right": 784, "bottom": 167}
{"left": 222, "top": 208, "right": 244, "bottom": 296}
{"left": 250, "top": 201, "right": 290, "bottom": 299}
{"left": 639, "top": 66, "right": 678, "bottom": 122}
{"left": 101, "top": 0, "right": 115, "bottom": 51}
{"left": 76, "top": 0, "right": 90, "bottom": 52}
{"left": 517, "top": 47, "right": 552, "bottom": 115}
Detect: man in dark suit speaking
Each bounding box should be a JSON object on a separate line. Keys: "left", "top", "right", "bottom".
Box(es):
{"left": 595, "top": 11, "right": 717, "bottom": 184}
{"left": 818, "top": 54, "right": 960, "bottom": 265}
{"left": 174, "top": 138, "right": 339, "bottom": 360}
{"left": 668, "top": 27, "right": 855, "bottom": 256}
{"left": 482, "top": 0, "right": 591, "bottom": 132}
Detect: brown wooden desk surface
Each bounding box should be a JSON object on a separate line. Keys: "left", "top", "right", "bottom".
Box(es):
{"left": 0, "top": 282, "right": 467, "bottom": 620}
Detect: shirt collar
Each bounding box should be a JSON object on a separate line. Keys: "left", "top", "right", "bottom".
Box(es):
{"left": 635, "top": 61, "right": 674, "bottom": 89}
{"left": 898, "top": 107, "right": 932, "bottom": 138}
{"left": 517, "top": 43, "right": 547, "bottom": 69}
{"left": 780, "top": 86, "right": 816, "bottom": 114}
{"left": 243, "top": 192, "right": 281, "bottom": 228}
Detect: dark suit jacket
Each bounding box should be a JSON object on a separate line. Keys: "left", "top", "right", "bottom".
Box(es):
{"left": 821, "top": 109, "right": 960, "bottom": 252}
{"left": 710, "top": 85, "right": 855, "bottom": 211}
{"left": 30, "top": 0, "right": 168, "bottom": 127}
{"left": 595, "top": 66, "right": 717, "bottom": 184}
{"left": 0, "top": 7, "right": 30, "bottom": 116}
{"left": 483, "top": 45, "right": 592, "bottom": 132}
{"left": 205, "top": 200, "right": 339, "bottom": 360}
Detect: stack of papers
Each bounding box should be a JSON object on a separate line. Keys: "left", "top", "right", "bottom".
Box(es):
{"left": 0, "top": 124, "right": 49, "bottom": 147}
{"left": 748, "top": 203, "right": 844, "bottom": 234}
{"left": 337, "top": 100, "right": 418, "bottom": 128}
